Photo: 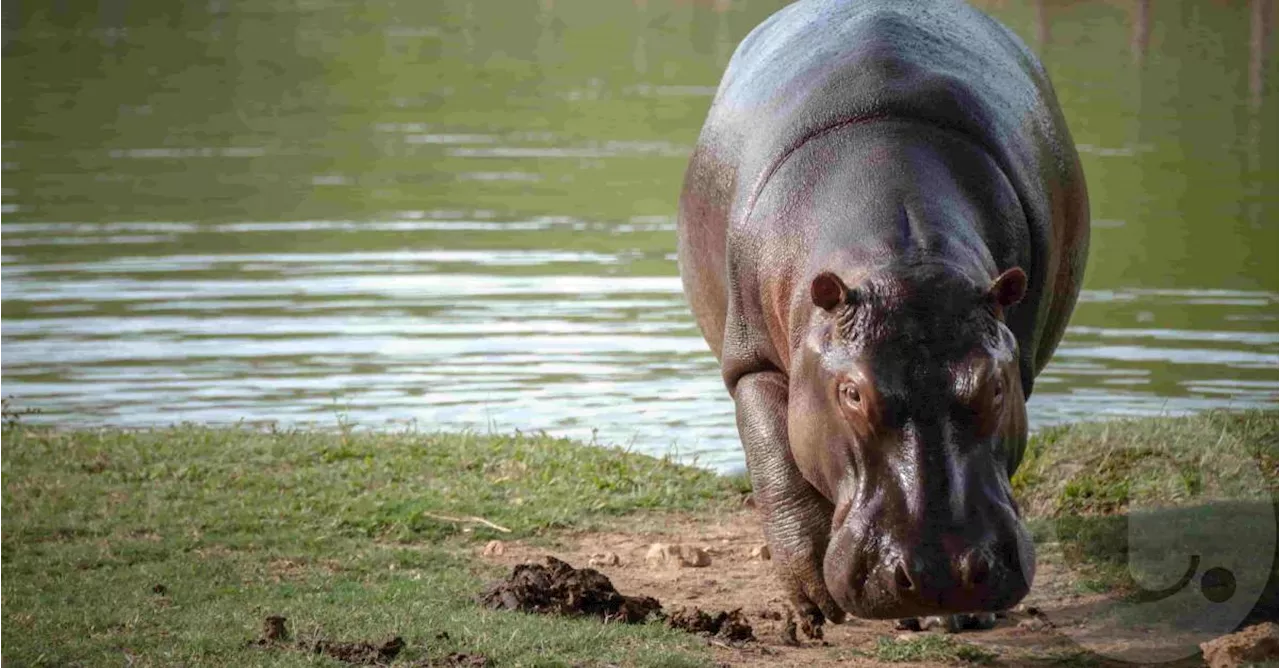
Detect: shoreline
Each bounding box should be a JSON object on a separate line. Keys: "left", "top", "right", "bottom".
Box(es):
{"left": 3, "top": 410, "right": 1275, "bottom": 666}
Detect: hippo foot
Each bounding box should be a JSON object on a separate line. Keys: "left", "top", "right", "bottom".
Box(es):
{"left": 899, "top": 613, "right": 999, "bottom": 633}
{"left": 797, "top": 609, "right": 825, "bottom": 640}
{"left": 893, "top": 617, "right": 923, "bottom": 632}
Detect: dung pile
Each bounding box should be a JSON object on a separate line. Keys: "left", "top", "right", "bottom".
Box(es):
{"left": 667, "top": 607, "right": 756, "bottom": 642}
{"left": 479, "top": 556, "right": 756, "bottom": 642}
{"left": 479, "top": 556, "right": 661, "bottom": 623}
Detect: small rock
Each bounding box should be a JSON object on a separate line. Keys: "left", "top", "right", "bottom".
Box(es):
{"left": 1015, "top": 604, "right": 1041, "bottom": 617}
{"left": 749, "top": 544, "right": 771, "bottom": 561}
{"left": 644, "top": 543, "right": 669, "bottom": 565}
{"left": 645, "top": 543, "right": 711, "bottom": 568}
{"left": 1017, "top": 617, "right": 1052, "bottom": 632}
{"left": 482, "top": 540, "right": 505, "bottom": 557}
{"left": 1199, "top": 623, "right": 1278, "bottom": 668}
{"left": 678, "top": 546, "right": 711, "bottom": 567}
{"left": 588, "top": 552, "right": 621, "bottom": 567}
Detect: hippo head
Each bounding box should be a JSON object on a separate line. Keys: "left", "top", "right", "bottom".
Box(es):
{"left": 789, "top": 259, "right": 1034, "bottom": 619}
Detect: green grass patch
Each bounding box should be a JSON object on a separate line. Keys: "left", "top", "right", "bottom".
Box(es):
{"left": 2, "top": 423, "right": 739, "bottom": 667}
{"left": 866, "top": 634, "right": 996, "bottom": 664}
{"left": 1013, "top": 409, "right": 1277, "bottom": 517}
{"left": 4, "top": 410, "right": 1276, "bottom": 665}
{"left": 1015, "top": 410, "right": 1278, "bottom": 615}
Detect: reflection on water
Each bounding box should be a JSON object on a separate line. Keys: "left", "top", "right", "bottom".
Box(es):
{"left": 2, "top": 0, "right": 1276, "bottom": 470}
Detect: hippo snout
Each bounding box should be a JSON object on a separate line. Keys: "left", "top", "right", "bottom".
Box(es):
{"left": 825, "top": 521, "right": 1036, "bottom": 619}
{"left": 885, "top": 540, "right": 1031, "bottom": 614}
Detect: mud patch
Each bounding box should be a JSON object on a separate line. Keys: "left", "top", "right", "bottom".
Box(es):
{"left": 300, "top": 636, "right": 406, "bottom": 665}
{"left": 479, "top": 556, "right": 661, "bottom": 623}
{"left": 250, "top": 616, "right": 405, "bottom": 666}
{"left": 667, "top": 607, "right": 755, "bottom": 642}
{"left": 418, "top": 652, "right": 493, "bottom": 667}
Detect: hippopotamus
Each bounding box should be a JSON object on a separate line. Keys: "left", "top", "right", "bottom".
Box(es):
{"left": 677, "top": 0, "right": 1089, "bottom": 629}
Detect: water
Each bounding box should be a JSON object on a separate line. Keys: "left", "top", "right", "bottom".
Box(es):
{"left": 2, "top": 0, "right": 1276, "bottom": 470}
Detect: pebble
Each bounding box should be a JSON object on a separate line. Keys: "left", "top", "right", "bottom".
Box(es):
{"left": 1017, "top": 617, "right": 1052, "bottom": 632}
{"left": 587, "top": 551, "right": 621, "bottom": 567}
{"left": 644, "top": 543, "right": 712, "bottom": 568}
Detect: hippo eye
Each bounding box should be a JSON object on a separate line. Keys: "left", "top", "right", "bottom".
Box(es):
{"left": 840, "top": 383, "right": 862, "bottom": 408}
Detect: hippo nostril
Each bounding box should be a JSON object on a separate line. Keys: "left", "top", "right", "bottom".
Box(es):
{"left": 894, "top": 561, "right": 915, "bottom": 592}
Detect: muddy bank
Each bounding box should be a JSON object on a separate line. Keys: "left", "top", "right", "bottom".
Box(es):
{"left": 476, "top": 510, "right": 1264, "bottom": 668}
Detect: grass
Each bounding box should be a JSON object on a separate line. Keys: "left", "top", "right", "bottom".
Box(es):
{"left": 865, "top": 634, "right": 996, "bottom": 664}
{"left": 2, "top": 422, "right": 740, "bottom": 667}
{"left": 3, "top": 409, "right": 1275, "bottom": 666}
{"left": 1012, "top": 410, "right": 1278, "bottom": 611}
{"left": 1012, "top": 409, "right": 1277, "bottom": 517}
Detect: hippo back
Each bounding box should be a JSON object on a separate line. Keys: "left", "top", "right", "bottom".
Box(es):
{"left": 678, "top": 0, "right": 1088, "bottom": 395}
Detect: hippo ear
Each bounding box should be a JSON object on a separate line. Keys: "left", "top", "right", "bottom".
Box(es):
{"left": 811, "top": 271, "right": 850, "bottom": 312}
{"left": 989, "top": 267, "right": 1027, "bottom": 309}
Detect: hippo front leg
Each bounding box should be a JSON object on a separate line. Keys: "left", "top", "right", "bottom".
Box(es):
{"left": 734, "top": 371, "right": 846, "bottom": 634}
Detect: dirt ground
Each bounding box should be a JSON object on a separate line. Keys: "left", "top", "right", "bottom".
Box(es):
{"left": 477, "top": 510, "right": 1255, "bottom": 667}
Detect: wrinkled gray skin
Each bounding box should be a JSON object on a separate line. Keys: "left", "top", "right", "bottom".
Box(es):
{"left": 677, "top": 0, "right": 1088, "bottom": 630}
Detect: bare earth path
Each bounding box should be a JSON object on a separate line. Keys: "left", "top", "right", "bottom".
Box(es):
{"left": 479, "top": 510, "right": 1226, "bottom": 667}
